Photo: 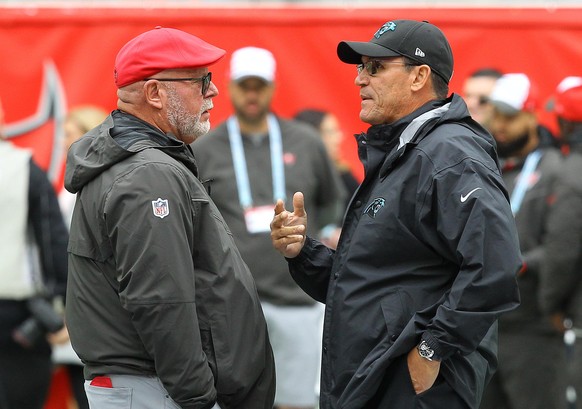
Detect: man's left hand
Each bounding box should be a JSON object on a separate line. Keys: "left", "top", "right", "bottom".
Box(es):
{"left": 406, "top": 347, "right": 441, "bottom": 394}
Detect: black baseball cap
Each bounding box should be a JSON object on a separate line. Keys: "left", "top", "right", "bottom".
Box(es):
{"left": 337, "top": 20, "right": 454, "bottom": 84}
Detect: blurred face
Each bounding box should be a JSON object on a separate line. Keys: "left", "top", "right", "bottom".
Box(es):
{"left": 228, "top": 77, "right": 274, "bottom": 125}
{"left": 64, "top": 119, "right": 85, "bottom": 152}
{"left": 355, "top": 57, "right": 417, "bottom": 125}
{"left": 158, "top": 68, "right": 218, "bottom": 144}
{"left": 462, "top": 76, "right": 498, "bottom": 126}
{"left": 489, "top": 108, "right": 537, "bottom": 157}
{"left": 320, "top": 114, "right": 343, "bottom": 161}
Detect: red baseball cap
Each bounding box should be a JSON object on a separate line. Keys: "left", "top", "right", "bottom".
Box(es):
{"left": 114, "top": 26, "right": 226, "bottom": 88}
{"left": 553, "top": 76, "right": 582, "bottom": 122}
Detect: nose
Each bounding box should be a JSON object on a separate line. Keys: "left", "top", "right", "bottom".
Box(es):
{"left": 205, "top": 81, "right": 219, "bottom": 98}
{"left": 355, "top": 71, "right": 368, "bottom": 87}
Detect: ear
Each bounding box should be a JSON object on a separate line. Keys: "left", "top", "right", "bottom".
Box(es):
{"left": 526, "top": 111, "right": 538, "bottom": 132}
{"left": 410, "top": 65, "right": 431, "bottom": 92}
{"left": 143, "top": 80, "right": 164, "bottom": 110}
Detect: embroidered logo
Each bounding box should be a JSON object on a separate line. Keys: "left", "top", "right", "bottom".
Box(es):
{"left": 374, "top": 21, "right": 396, "bottom": 38}
{"left": 415, "top": 48, "right": 426, "bottom": 57}
{"left": 152, "top": 198, "right": 170, "bottom": 219}
{"left": 283, "top": 152, "right": 296, "bottom": 165}
{"left": 460, "top": 188, "right": 482, "bottom": 203}
{"left": 364, "top": 198, "right": 386, "bottom": 219}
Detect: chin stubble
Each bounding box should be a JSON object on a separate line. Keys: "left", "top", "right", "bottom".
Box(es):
{"left": 167, "top": 88, "right": 213, "bottom": 139}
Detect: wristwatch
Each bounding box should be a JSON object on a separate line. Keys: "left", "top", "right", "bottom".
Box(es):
{"left": 417, "top": 340, "right": 435, "bottom": 361}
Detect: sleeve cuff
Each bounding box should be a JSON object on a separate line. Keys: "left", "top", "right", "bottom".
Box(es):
{"left": 421, "top": 331, "right": 447, "bottom": 361}
{"left": 285, "top": 236, "right": 315, "bottom": 264}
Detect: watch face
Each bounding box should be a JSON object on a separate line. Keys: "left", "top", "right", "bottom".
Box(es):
{"left": 418, "top": 341, "right": 435, "bottom": 360}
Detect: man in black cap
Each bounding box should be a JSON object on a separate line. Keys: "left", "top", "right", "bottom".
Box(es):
{"left": 270, "top": 19, "right": 521, "bottom": 409}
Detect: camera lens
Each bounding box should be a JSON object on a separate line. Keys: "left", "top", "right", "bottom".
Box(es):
{"left": 12, "top": 318, "right": 44, "bottom": 348}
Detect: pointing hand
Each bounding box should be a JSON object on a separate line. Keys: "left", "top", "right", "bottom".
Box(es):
{"left": 270, "top": 192, "right": 307, "bottom": 258}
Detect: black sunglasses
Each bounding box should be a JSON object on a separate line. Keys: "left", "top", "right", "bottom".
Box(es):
{"left": 356, "top": 60, "right": 418, "bottom": 76}
{"left": 143, "top": 72, "right": 212, "bottom": 95}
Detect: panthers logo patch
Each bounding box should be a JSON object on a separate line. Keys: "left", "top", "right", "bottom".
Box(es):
{"left": 364, "top": 197, "right": 386, "bottom": 219}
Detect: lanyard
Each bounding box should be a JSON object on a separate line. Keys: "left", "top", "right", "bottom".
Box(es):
{"left": 510, "top": 149, "right": 542, "bottom": 215}
{"left": 227, "top": 114, "right": 286, "bottom": 208}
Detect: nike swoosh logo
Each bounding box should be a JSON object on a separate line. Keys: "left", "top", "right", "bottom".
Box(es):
{"left": 460, "top": 187, "right": 482, "bottom": 203}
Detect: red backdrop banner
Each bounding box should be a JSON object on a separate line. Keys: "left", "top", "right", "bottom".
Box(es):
{"left": 1, "top": 5, "right": 580, "bottom": 407}
{"left": 2, "top": 5, "right": 582, "bottom": 184}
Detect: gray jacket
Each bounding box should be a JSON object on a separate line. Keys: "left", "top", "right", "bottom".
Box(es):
{"left": 64, "top": 110, "right": 275, "bottom": 409}
{"left": 540, "top": 135, "right": 582, "bottom": 327}
{"left": 499, "top": 146, "right": 564, "bottom": 334}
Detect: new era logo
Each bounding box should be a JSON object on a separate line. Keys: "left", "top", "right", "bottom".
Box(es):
{"left": 415, "top": 48, "right": 425, "bottom": 57}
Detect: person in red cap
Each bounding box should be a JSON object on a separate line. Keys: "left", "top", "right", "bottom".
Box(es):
{"left": 538, "top": 76, "right": 582, "bottom": 409}
{"left": 480, "top": 73, "right": 567, "bottom": 409}
{"left": 270, "top": 19, "right": 521, "bottom": 409}
{"left": 64, "top": 27, "right": 275, "bottom": 409}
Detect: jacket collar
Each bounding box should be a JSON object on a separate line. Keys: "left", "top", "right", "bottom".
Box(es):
{"left": 110, "top": 110, "right": 199, "bottom": 176}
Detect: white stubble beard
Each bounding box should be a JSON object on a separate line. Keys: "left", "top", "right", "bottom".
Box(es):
{"left": 166, "top": 87, "right": 213, "bottom": 142}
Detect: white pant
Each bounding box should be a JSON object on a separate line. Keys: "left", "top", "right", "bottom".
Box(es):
{"left": 84, "top": 374, "right": 222, "bottom": 409}
{"left": 261, "top": 302, "right": 324, "bottom": 407}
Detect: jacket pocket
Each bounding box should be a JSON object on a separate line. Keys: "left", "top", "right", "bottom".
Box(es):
{"left": 199, "top": 327, "right": 218, "bottom": 382}
{"left": 190, "top": 198, "right": 233, "bottom": 237}
{"left": 380, "top": 289, "right": 414, "bottom": 342}
{"left": 84, "top": 383, "right": 132, "bottom": 408}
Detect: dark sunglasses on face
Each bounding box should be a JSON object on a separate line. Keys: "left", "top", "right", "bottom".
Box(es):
{"left": 143, "top": 72, "right": 212, "bottom": 95}
{"left": 478, "top": 95, "right": 490, "bottom": 106}
{"left": 356, "top": 59, "right": 419, "bottom": 76}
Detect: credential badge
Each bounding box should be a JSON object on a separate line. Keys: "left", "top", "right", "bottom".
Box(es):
{"left": 152, "top": 198, "right": 170, "bottom": 219}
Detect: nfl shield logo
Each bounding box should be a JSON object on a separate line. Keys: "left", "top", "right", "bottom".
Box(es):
{"left": 152, "top": 198, "right": 170, "bottom": 219}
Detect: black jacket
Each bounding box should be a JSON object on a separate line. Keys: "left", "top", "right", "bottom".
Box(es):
{"left": 288, "top": 95, "right": 521, "bottom": 409}
{"left": 65, "top": 111, "right": 275, "bottom": 409}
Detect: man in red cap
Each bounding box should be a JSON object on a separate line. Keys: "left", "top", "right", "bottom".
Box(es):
{"left": 64, "top": 27, "right": 275, "bottom": 409}
{"left": 480, "top": 73, "right": 566, "bottom": 409}
{"left": 539, "top": 76, "right": 582, "bottom": 409}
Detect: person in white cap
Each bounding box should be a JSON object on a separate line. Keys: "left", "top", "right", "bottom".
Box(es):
{"left": 480, "top": 73, "right": 567, "bottom": 409}
{"left": 192, "top": 46, "right": 345, "bottom": 409}
{"left": 271, "top": 19, "right": 521, "bottom": 409}
{"left": 65, "top": 28, "right": 275, "bottom": 409}
{"left": 539, "top": 76, "right": 582, "bottom": 408}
